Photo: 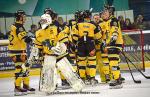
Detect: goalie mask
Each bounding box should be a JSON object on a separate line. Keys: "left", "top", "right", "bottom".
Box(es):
{"left": 40, "top": 14, "right": 52, "bottom": 29}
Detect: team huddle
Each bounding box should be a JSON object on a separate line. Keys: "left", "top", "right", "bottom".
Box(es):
{"left": 8, "top": 5, "right": 124, "bottom": 96}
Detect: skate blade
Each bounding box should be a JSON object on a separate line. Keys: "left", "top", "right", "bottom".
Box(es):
{"left": 121, "top": 80, "right": 125, "bottom": 83}
{"left": 109, "top": 84, "right": 123, "bottom": 89}
{"left": 27, "top": 91, "right": 35, "bottom": 94}
{"left": 14, "top": 92, "right": 27, "bottom": 96}
{"left": 56, "top": 86, "right": 71, "bottom": 90}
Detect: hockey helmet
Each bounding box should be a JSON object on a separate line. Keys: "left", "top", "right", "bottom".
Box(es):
{"left": 104, "top": 5, "right": 115, "bottom": 15}
{"left": 15, "top": 10, "right": 26, "bottom": 20}
{"left": 40, "top": 14, "right": 52, "bottom": 29}
{"left": 83, "top": 10, "right": 92, "bottom": 18}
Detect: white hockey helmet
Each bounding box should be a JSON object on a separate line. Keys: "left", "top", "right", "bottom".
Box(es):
{"left": 40, "top": 14, "right": 52, "bottom": 29}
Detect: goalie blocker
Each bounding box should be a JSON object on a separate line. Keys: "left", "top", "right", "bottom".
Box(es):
{"left": 39, "top": 43, "right": 85, "bottom": 93}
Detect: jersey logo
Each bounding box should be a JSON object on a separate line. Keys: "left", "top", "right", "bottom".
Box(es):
{"left": 83, "top": 25, "right": 90, "bottom": 28}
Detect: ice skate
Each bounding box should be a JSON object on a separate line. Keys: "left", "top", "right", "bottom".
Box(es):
{"left": 109, "top": 79, "right": 123, "bottom": 89}
{"left": 61, "top": 80, "right": 71, "bottom": 89}
{"left": 14, "top": 86, "right": 27, "bottom": 96}
{"left": 120, "top": 77, "right": 125, "bottom": 83}
{"left": 90, "top": 78, "right": 99, "bottom": 86}
{"left": 23, "top": 84, "right": 35, "bottom": 94}
{"left": 105, "top": 74, "right": 110, "bottom": 83}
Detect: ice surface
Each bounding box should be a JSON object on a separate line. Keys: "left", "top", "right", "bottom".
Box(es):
{"left": 0, "top": 69, "right": 150, "bottom": 97}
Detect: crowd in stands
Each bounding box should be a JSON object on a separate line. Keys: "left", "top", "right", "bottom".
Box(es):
{"left": 119, "top": 14, "right": 149, "bottom": 30}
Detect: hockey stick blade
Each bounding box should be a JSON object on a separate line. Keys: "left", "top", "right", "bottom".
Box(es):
{"left": 121, "top": 51, "right": 141, "bottom": 84}
{"left": 126, "top": 57, "right": 150, "bottom": 79}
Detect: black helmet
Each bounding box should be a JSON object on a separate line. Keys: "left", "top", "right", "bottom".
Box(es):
{"left": 44, "top": 8, "right": 53, "bottom": 14}
{"left": 75, "top": 10, "right": 82, "bottom": 19}
{"left": 51, "top": 11, "right": 58, "bottom": 20}
{"left": 44, "top": 8, "right": 57, "bottom": 20}
{"left": 83, "top": 10, "right": 92, "bottom": 18}
{"left": 104, "top": 5, "right": 115, "bottom": 15}
{"left": 15, "top": 10, "right": 26, "bottom": 20}
{"left": 74, "top": 10, "right": 84, "bottom": 22}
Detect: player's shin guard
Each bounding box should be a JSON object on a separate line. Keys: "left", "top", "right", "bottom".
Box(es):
{"left": 14, "top": 63, "right": 27, "bottom": 96}
{"left": 108, "top": 53, "right": 120, "bottom": 80}
{"left": 88, "top": 56, "right": 98, "bottom": 85}
{"left": 96, "top": 51, "right": 106, "bottom": 82}
{"left": 86, "top": 64, "right": 90, "bottom": 79}
{"left": 88, "top": 56, "right": 96, "bottom": 78}
{"left": 77, "top": 56, "right": 87, "bottom": 80}
{"left": 108, "top": 53, "right": 122, "bottom": 89}
{"left": 101, "top": 53, "right": 110, "bottom": 82}
{"left": 109, "top": 60, "right": 120, "bottom": 80}
{"left": 69, "top": 53, "right": 77, "bottom": 72}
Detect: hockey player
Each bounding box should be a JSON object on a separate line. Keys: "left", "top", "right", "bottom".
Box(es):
{"left": 8, "top": 10, "right": 35, "bottom": 96}
{"left": 43, "top": 8, "right": 71, "bottom": 87}
{"left": 99, "top": 5, "right": 124, "bottom": 88}
{"left": 98, "top": 10, "right": 111, "bottom": 83}
{"left": 72, "top": 10, "right": 102, "bottom": 85}
{"left": 34, "top": 13, "right": 59, "bottom": 93}
{"left": 35, "top": 13, "right": 84, "bottom": 93}
{"left": 90, "top": 13, "right": 106, "bottom": 83}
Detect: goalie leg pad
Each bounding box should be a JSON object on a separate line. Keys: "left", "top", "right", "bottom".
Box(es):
{"left": 57, "top": 57, "right": 85, "bottom": 92}
{"left": 40, "top": 55, "right": 57, "bottom": 93}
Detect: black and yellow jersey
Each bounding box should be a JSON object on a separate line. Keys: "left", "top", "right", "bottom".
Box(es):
{"left": 99, "top": 16, "right": 123, "bottom": 45}
{"left": 8, "top": 22, "right": 27, "bottom": 56}
{"left": 34, "top": 24, "right": 58, "bottom": 55}
{"left": 72, "top": 22, "right": 101, "bottom": 43}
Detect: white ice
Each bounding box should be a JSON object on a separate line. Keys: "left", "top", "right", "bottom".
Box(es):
{"left": 0, "top": 69, "right": 150, "bottom": 97}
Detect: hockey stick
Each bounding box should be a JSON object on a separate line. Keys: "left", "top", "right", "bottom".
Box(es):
{"left": 38, "top": 65, "right": 43, "bottom": 91}
{"left": 122, "top": 51, "right": 150, "bottom": 79}
{"left": 121, "top": 51, "right": 141, "bottom": 83}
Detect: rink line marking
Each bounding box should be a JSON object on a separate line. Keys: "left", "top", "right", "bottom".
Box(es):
{"left": 0, "top": 63, "right": 150, "bottom": 78}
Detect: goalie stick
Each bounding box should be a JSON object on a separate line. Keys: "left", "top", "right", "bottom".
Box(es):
{"left": 122, "top": 51, "right": 150, "bottom": 79}
{"left": 121, "top": 51, "right": 141, "bottom": 83}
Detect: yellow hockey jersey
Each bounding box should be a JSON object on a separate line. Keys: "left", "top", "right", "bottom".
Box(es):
{"left": 72, "top": 22, "right": 101, "bottom": 43}
{"left": 99, "top": 16, "right": 123, "bottom": 45}
{"left": 8, "top": 22, "right": 27, "bottom": 55}
{"left": 35, "top": 24, "right": 58, "bottom": 55}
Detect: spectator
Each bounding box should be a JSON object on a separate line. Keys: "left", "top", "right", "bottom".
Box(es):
{"left": 118, "top": 15, "right": 125, "bottom": 30}
{"left": 38, "top": 21, "right": 41, "bottom": 29}
{"left": 0, "top": 32, "right": 4, "bottom": 39}
{"left": 122, "top": 18, "right": 133, "bottom": 30}
{"left": 92, "top": 14, "right": 101, "bottom": 25}
{"left": 58, "top": 17, "right": 67, "bottom": 31}
{"left": 28, "top": 24, "right": 37, "bottom": 38}
{"left": 133, "top": 15, "right": 148, "bottom": 30}
{"left": 3, "top": 31, "right": 10, "bottom": 39}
